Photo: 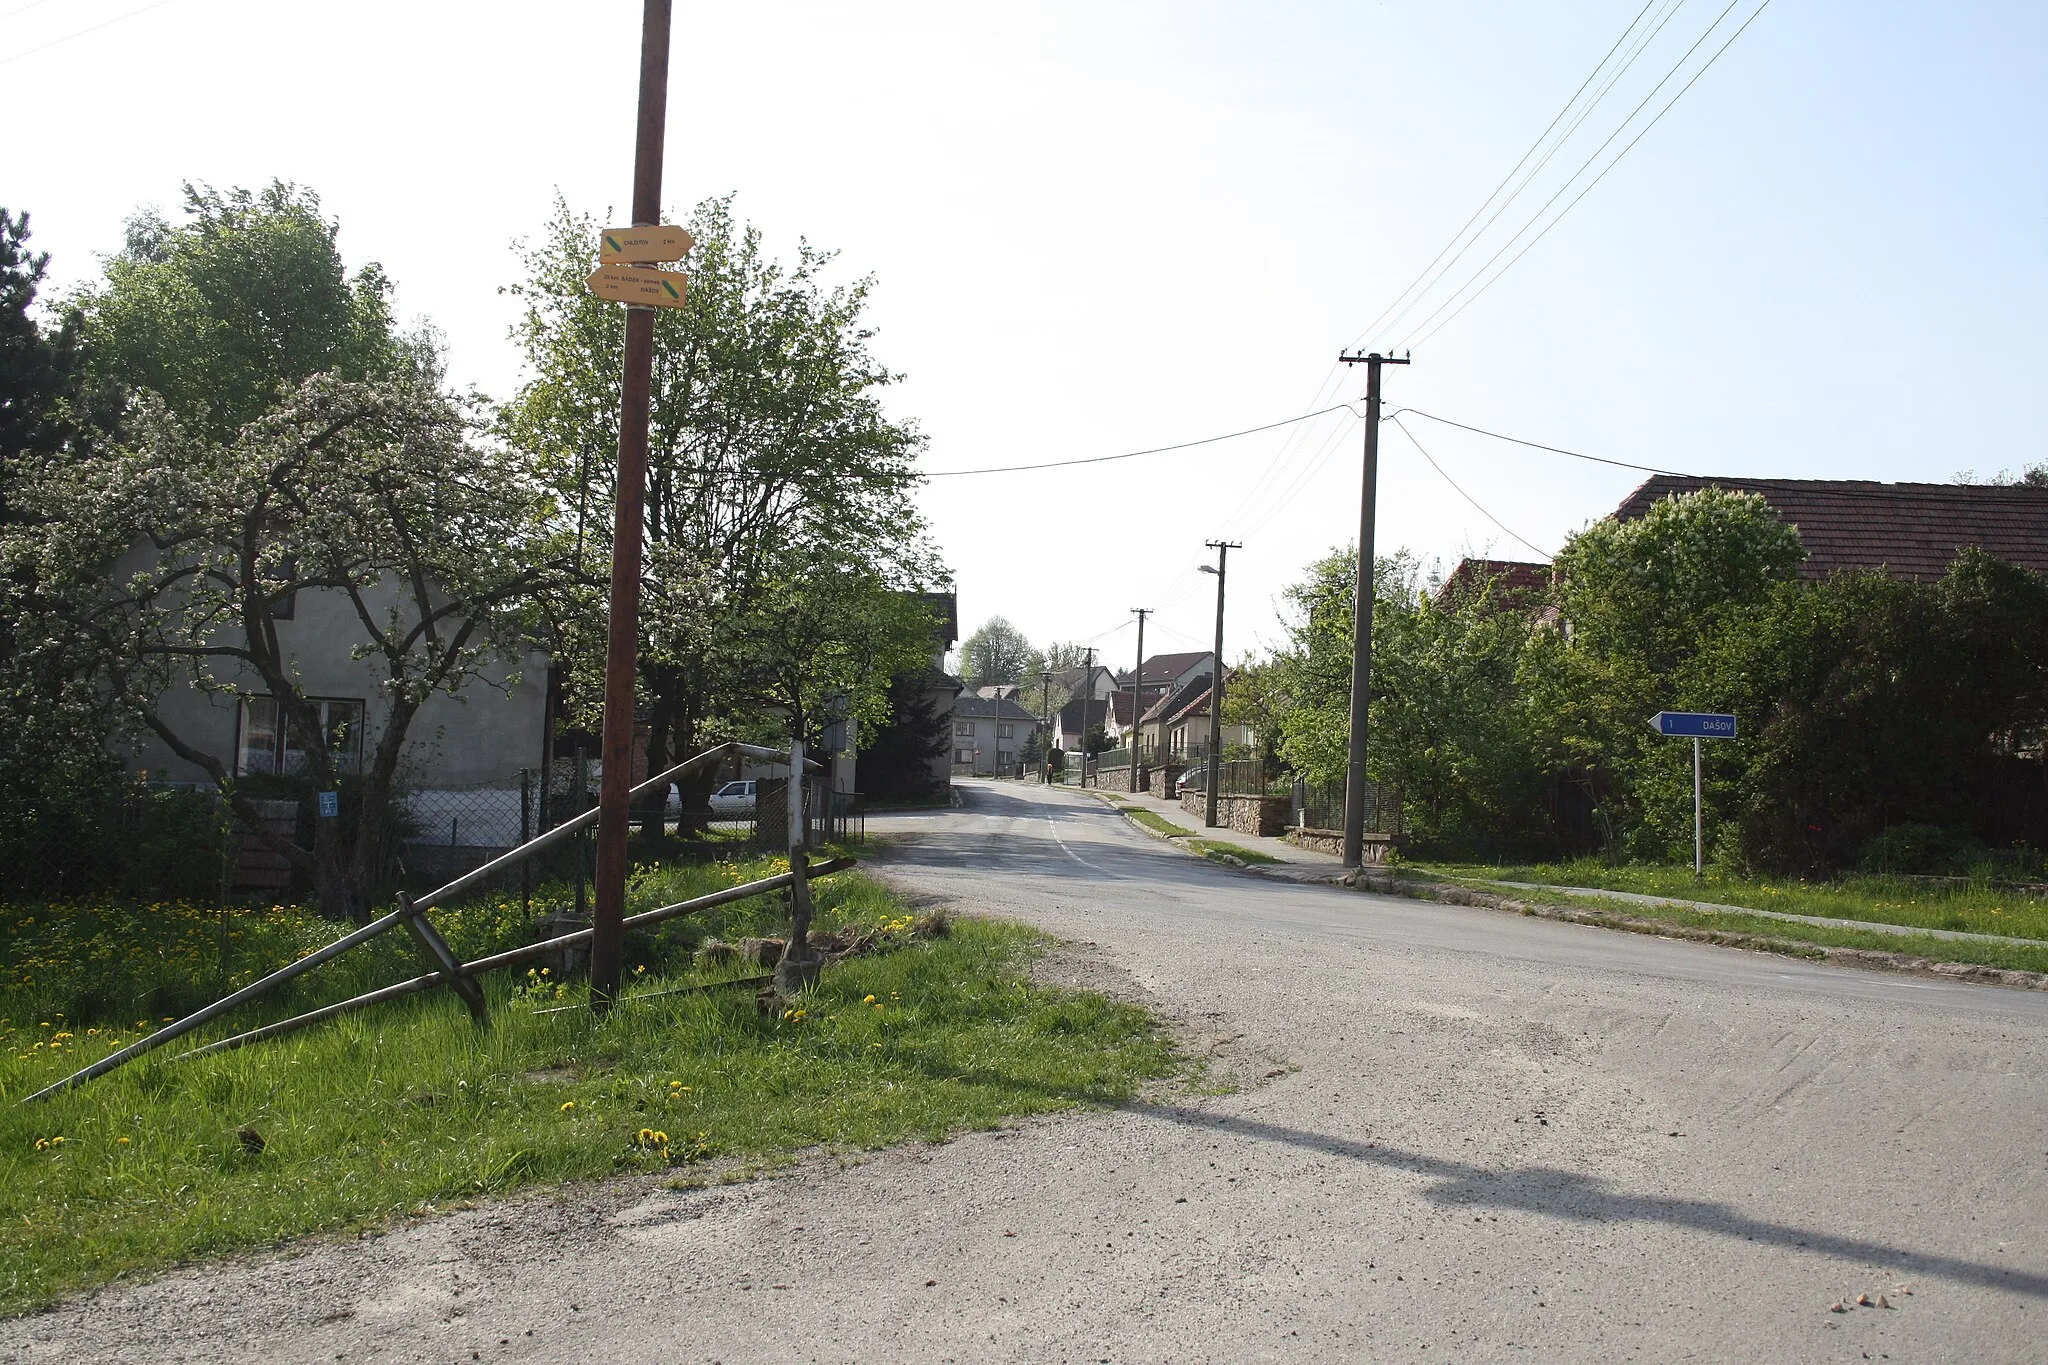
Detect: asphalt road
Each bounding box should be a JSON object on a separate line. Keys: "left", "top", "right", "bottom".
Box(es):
{"left": 9, "top": 779, "right": 2047, "bottom": 1363}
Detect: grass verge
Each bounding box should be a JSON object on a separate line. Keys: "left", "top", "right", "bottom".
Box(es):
{"left": 0, "top": 868, "right": 1171, "bottom": 1314}
{"left": 1185, "top": 839, "right": 1282, "bottom": 866}
{"left": 1126, "top": 809, "right": 1194, "bottom": 838}
{"left": 1419, "top": 858, "right": 2048, "bottom": 942}
{"left": 1413, "top": 870, "right": 2048, "bottom": 975}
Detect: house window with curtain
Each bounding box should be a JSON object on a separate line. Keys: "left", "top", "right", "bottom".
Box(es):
{"left": 237, "top": 696, "right": 365, "bottom": 776}
{"left": 955, "top": 720, "right": 975, "bottom": 737}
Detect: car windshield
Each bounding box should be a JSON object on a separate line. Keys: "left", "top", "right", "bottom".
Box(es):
{"left": 715, "top": 781, "right": 747, "bottom": 795}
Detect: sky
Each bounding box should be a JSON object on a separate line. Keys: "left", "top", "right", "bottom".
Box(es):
{"left": 10, "top": 0, "right": 2046, "bottom": 670}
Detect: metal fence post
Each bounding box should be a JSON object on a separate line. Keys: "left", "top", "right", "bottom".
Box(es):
{"left": 519, "top": 768, "right": 533, "bottom": 918}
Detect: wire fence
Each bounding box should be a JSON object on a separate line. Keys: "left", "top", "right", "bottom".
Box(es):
{"left": 1, "top": 764, "right": 864, "bottom": 912}
{"left": 1295, "top": 778, "right": 1404, "bottom": 835}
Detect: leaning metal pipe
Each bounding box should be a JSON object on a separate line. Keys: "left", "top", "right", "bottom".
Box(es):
{"left": 175, "top": 858, "right": 854, "bottom": 1060}
{"left": 20, "top": 740, "right": 821, "bottom": 1103}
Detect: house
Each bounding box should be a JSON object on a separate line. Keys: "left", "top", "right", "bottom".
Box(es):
{"left": 1612, "top": 476, "right": 2048, "bottom": 580}
{"left": 120, "top": 570, "right": 550, "bottom": 882}
{"left": 1160, "top": 679, "right": 1256, "bottom": 763}
{"left": 1051, "top": 662, "right": 1119, "bottom": 704}
{"left": 950, "top": 695, "right": 1042, "bottom": 777}
{"left": 1438, "top": 558, "right": 1553, "bottom": 607}
{"left": 1052, "top": 695, "right": 1110, "bottom": 754}
{"left": 1106, "top": 651, "right": 1214, "bottom": 748}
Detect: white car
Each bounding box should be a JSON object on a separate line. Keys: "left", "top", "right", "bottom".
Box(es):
{"left": 708, "top": 779, "right": 757, "bottom": 814}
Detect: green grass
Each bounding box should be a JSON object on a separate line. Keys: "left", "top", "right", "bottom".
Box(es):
{"left": 0, "top": 864, "right": 1172, "bottom": 1314}
{"left": 1418, "top": 857, "right": 2048, "bottom": 942}
{"left": 1458, "top": 879, "right": 2048, "bottom": 975}
{"left": 1185, "top": 839, "right": 1282, "bottom": 866}
{"left": 1125, "top": 809, "right": 1194, "bottom": 838}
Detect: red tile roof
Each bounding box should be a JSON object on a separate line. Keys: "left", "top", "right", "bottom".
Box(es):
{"left": 1438, "top": 558, "right": 1553, "bottom": 605}
{"left": 1613, "top": 477, "right": 2048, "bottom": 582}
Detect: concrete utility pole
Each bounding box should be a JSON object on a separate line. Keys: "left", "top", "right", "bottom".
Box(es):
{"left": 1128, "top": 607, "right": 1149, "bottom": 796}
{"left": 1336, "top": 350, "right": 1409, "bottom": 869}
{"left": 1039, "top": 668, "right": 1054, "bottom": 783}
{"left": 1200, "top": 542, "right": 1241, "bottom": 829}
{"left": 1081, "top": 646, "right": 1096, "bottom": 786}
{"left": 591, "top": 0, "right": 673, "bottom": 1008}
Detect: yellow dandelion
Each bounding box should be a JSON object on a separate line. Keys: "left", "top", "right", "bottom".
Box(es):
{"left": 560, "top": 1101, "right": 576, "bottom": 1112}
{"left": 117, "top": 1137, "right": 131, "bottom": 1146}
{"left": 863, "top": 995, "right": 876, "bottom": 1004}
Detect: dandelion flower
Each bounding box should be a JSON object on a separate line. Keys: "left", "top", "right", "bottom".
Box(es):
{"left": 863, "top": 995, "right": 876, "bottom": 1004}
{"left": 117, "top": 1137, "right": 131, "bottom": 1146}
{"left": 560, "top": 1101, "right": 577, "bottom": 1112}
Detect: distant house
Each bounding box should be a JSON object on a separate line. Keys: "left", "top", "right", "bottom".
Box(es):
{"left": 1051, "top": 663, "right": 1119, "bottom": 703}
{"left": 1052, "top": 695, "right": 1110, "bottom": 755}
{"left": 1612, "top": 476, "right": 2048, "bottom": 580}
{"left": 951, "top": 694, "right": 1042, "bottom": 777}
{"left": 1438, "top": 558, "right": 1553, "bottom": 608}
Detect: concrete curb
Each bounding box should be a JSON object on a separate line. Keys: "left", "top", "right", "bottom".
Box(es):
{"left": 1381, "top": 875, "right": 2048, "bottom": 994}
{"left": 1081, "top": 788, "right": 2048, "bottom": 992}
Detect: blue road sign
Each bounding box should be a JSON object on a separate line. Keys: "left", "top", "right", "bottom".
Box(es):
{"left": 317, "top": 790, "right": 340, "bottom": 818}
{"left": 1649, "top": 711, "right": 1737, "bottom": 738}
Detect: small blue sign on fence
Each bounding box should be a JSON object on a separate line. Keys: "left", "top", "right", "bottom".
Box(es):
{"left": 1649, "top": 711, "right": 1737, "bottom": 738}
{"left": 317, "top": 790, "right": 340, "bottom": 819}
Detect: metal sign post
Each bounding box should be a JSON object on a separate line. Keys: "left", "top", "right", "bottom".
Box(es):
{"left": 1648, "top": 711, "right": 1738, "bottom": 879}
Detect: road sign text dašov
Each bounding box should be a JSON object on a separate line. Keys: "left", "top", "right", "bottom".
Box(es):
{"left": 1650, "top": 711, "right": 1737, "bottom": 738}
{"left": 599, "top": 225, "right": 695, "bottom": 263}
{"left": 585, "top": 265, "right": 688, "bottom": 309}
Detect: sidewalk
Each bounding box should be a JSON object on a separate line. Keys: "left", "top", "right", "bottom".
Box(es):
{"left": 1064, "top": 780, "right": 1348, "bottom": 879}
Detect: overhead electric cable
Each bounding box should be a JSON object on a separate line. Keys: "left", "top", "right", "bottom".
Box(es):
{"left": 1361, "top": 0, "right": 1679, "bottom": 349}
{"left": 0, "top": 0, "right": 180, "bottom": 66}
{"left": 1410, "top": 0, "right": 1776, "bottom": 349}
{"left": 1388, "top": 415, "right": 1552, "bottom": 561}
{"left": 1399, "top": 0, "right": 1773, "bottom": 350}
{"left": 1388, "top": 408, "right": 1682, "bottom": 474}
{"left": 919, "top": 404, "right": 1357, "bottom": 477}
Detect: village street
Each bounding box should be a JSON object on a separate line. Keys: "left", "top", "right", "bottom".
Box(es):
{"left": 11, "top": 779, "right": 2048, "bottom": 1364}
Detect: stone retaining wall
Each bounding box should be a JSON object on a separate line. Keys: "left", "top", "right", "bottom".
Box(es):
{"left": 1147, "top": 765, "right": 1186, "bottom": 799}
{"left": 1179, "top": 790, "right": 1291, "bottom": 837}
{"left": 1287, "top": 826, "right": 1403, "bottom": 863}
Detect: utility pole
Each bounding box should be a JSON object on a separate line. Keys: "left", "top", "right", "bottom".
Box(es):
{"left": 1039, "top": 668, "right": 1054, "bottom": 784}
{"left": 1128, "top": 608, "right": 1149, "bottom": 796}
{"left": 1336, "top": 350, "right": 1410, "bottom": 868}
{"left": 1081, "top": 646, "right": 1096, "bottom": 786}
{"left": 1200, "top": 542, "right": 1240, "bottom": 828}
{"left": 590, "top": 0, "right": 673, "bottom": 1008}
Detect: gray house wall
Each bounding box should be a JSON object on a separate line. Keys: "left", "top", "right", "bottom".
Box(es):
{"left": 117, "top": 556, "right": 549, "bottom": 847}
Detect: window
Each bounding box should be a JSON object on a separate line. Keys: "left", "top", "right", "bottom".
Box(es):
{"left": 996, "top": 750, "right": 1012, "bottom": 766}
{"left": 955, "top": 720, "right": 976, "bottom": 737}
{"left": 238, "top": 696, "right": 365, "bottom": 776}
{"left": 997, "top": 723, "right": 1015, "bottom": 739}
{"left": 955, "top": 748, "right": 974, "bottom": 764}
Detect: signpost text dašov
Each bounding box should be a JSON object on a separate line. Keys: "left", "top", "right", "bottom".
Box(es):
{"left": 1649, "top": 711, "right": 1738, "bottom": 879}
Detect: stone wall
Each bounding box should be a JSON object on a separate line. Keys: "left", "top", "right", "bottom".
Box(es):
{"left": 1147, "top": 765, "right": 1186, "bottom": 799}
{"left": 1286, "top": 826, "right": 1403, "bottom": 863}
{"left": 1088, "top": 764, "right": 1146, "bottom": 793}
{"left": 1179, "top": 790, "right": 1291, "bottom": 837}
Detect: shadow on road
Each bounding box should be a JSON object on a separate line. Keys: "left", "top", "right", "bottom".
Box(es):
{"left": 1134, "top": 1104, "right": 2048, "bottom": 1299}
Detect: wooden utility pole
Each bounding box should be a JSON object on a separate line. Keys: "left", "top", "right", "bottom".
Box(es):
{"left": 1039, "top": 668, "right": 1054, "bottom": 783}
{"left": 1201, "top": 541, "right": 1240, "bottom": 829}
{"left": 1336, "top": 350, "right": 1409, "bottom": 868}
{"left": 1128, "top": 608, "right": 1149, "bottom": 796}
{"left": 591, "top": 0, "right": 674, "bottom": 1008}
{"left": 1081, "top": 646, "right": 1096, "bottom": 786}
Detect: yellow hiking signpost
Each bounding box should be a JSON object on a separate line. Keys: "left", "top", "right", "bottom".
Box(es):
{"left": 584, "top": 263, "right": 688, "bottom": 309}
{"left": 600, "top": 224, "right": 695, "bottom": 263}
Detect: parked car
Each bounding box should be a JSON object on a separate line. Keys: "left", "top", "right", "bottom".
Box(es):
{"left": 708, "top": 779, "right": 757, "bottom": 814}
{"left": 1175, "top": 766, "right": 1208, "bottom": 796}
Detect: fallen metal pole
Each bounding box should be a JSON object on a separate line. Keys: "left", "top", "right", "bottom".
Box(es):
{"left": 20, "top": 741, "right": 822, "bottom": 1104}
{"left": 175, "top": 859, "right": 854, "bottom": 1060}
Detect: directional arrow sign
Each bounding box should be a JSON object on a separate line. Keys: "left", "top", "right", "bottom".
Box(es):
{"left": 585, "top": 265, "right": 688, "bottom": 309}
{"left": 1649, "top": 711, "right": 1737, "bottom": 738}
{"left": 599, "top": 225, "right": 695, "bottom": 263}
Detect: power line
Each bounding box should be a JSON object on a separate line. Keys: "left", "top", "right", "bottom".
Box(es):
{"left": 1401, "top": 0, "right": 1773, "bottom": 350}
{"left": 0, "top": 0, "right": 181, "bottom": 67}
{"left": 919, "top": 403, "right": 1358, "bottom": 478}
{"left": 1388, "top": 414, "right": 1552, "bottom": 562}
{"left": 1360, "top": 0, "right": 1677, "bottom": 349}
{"left": 1410, "top": 0, "right": 1777, "bottom": 349}
{"left": 1388, "top": 407, "right": 1681, "bottom": 474}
